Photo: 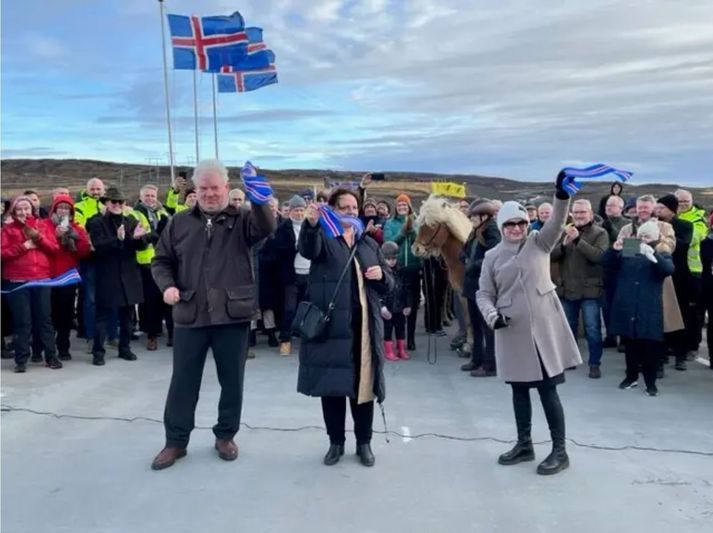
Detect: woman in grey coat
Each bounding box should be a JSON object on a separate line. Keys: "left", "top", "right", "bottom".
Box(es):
{"left": 477, "top": 174, "right": 581, "bottom": 475}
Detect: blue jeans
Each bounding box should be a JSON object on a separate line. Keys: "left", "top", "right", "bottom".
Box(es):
{"left": 561, "top": 298, "right": 603, "bottom": 367}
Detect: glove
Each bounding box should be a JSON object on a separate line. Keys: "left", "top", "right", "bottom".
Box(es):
{"left": 493, "top": 314, "right": 510, "bottom": 329}
{"left": 640, "top": 243, "right": 657, "bottom": 263}
{"left": 555, "top": 171, "right": 571, "bottom": 200}
{"left": 380, "top": 307, "right": 392, "bottom": 320}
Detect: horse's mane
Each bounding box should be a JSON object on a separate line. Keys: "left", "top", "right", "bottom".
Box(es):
{"left": 416, "top": 195, "right": 472, "bottom": 244}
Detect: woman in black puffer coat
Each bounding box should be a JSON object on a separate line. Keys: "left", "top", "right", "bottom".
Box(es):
{"left": 297, "top": 188, "right": 393, "bottom": 468}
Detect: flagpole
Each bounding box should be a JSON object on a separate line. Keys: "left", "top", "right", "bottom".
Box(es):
{"left": 192, "top": 68, "right": 200, "bottom": 162}
{"left": 212, "top": 74, "right": 219, "bottom": 159}
{"left": 158, "top": 0, "right": 176, "bottom": 185}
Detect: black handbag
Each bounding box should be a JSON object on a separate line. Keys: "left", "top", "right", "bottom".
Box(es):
{"left": 292, "top": 244, "right": 359, "bottom": 341}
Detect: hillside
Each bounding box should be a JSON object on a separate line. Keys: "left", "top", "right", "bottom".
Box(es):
{"left": 1, "top": 158, "right": 711, "bottom": 211}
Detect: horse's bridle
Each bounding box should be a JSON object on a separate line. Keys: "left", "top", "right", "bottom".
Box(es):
{"left": 416, "top": 222, "right": 450, "bottom": 250}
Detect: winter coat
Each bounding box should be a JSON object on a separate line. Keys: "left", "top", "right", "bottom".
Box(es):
{"left": 42, "top": 195, "right": 91, "bottom": 277}
{"left": 381, "top": 265, "right": 412, "bottom": 314}
{"left": 87, "top": 212, "right": 149, "bottom": 307}
{"left": 477, "top": 195, "right": 582, "bottom": 383}
{"left": 617, "top": 219, "right": 683, "bottom": 333}
{"left": 1, "top": 216, "right": 59, "bottom": 281}
{"left": 272, "top": 218, "right": 300, "bottom": 285}
{"left": 257, "top": 216, "right": 283, "bottom": 310}
{"left": 132, "top": 202, "right": 170, "bottom": 265}
{"left": 701, "top": 233, "right": 713, "bottom": 294}
{"left": 461, "top": 218, "right": 500, "bottom": 299}
{"left": 605, "top": 248, "right": 675, "bottom": 341}
{"left": 383, "top": 214, "right": 422, "bottom": 272}
{"left": 152, "top": 203, "right": 276, "bottom": 328}
{"left": 550, "top": 222, "right": 608, "bottom": 300}
{"left": 678, "top": 206, "right": 708, "bottom": 274}
{"left": 666, "top": 217, "right": 693, "bottom": 300}
{"left": 297, "top": 223, "right": 394, "bottom": 404}
{"left": 602, "top": 215, "right": 628, "bottom": 246}
{"left": 73, "top": 192, "right": 103, "bottom": 228}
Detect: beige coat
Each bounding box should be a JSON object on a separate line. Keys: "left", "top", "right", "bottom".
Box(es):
{"left": 477, "top": 196, "right": 582, "bottom": 383}
{"left": 617, "top": 220, "right": 684, "bottom": 333}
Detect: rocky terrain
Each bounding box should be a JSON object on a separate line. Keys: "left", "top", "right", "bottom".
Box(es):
{"left": 1, "top": 158, "right": 711, "bottom": 211}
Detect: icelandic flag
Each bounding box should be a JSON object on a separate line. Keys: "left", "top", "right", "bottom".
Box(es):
{"left": 1, "top": 268, "right": 82, "bottom": 294}
{"left": 560, "top": 164, "right": 633, "bottom": 195}
{"left": 240, "top": 161, "right": 273, "bottom": 205}
{"left": 217, "top": 66, "right": 278, "bottom": 93}
{"left": 167, "top": 12, "right": 248, "bottom": 71}
{"left": 246, "top": 27, "right": 268, "bottom": 53}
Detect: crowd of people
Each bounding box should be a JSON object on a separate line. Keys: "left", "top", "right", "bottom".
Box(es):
{"left": 1, "top": 163, "right": 712, "bottom": 472}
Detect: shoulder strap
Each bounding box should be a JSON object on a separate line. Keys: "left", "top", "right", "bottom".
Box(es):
{"left": 324, "top": 243, "right": 359, "bottom": 319}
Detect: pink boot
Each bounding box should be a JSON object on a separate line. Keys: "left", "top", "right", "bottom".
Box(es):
{"left": 384, "top": 341, "right": 398, "bottom": 361}
{"left": 397, "top": 339, "right": 410, "bottom": 360}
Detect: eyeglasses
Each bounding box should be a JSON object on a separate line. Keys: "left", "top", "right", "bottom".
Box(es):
{"left": 502, "top": 220, "right": 529, "bottom": 229}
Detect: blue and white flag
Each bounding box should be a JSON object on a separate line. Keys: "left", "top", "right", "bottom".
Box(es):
{"left": 240, "top": 162, "right": 273, "bottom": 205}
{"left": 246, "top": 27, "right": 267, "bottom": 53}
{"left": 560, "top": 163, "right": 633, "bottom": 195}
{"left": 168, "top": 12, "right": 248, "bottom": 71}
{"left": 217, "top": 66, "right": 278, "bottom": 93}
{"left": 1, "top": 268, "right": 82, "bottom": 294}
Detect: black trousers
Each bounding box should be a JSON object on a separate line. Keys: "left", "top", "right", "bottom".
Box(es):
{"left": 4, "top": 285, "right": 56, "bottom": 365}
{"left": 383, "top": 313, "right": 406, "bottom": 341}
{"left": 624, "top": 338, "right": 661, "bottom": 389}
{"left": 280, "top": 274, "right": 309, "bottom": 342}
{"left": 321, "top": 397, "right": 374, "bottom": 445}
{"left": 423, "top": 258, "right": 447, "bottom": 333}
{"left": 511, "top": 383, "right": 565, "bottom": 446}
{"left": 467, "top": 297, "right": 496, "bottom": 371}
{"left": 705, "top": 283, "right": 713, "bottom": 368}
{"left": 51, "top": 285, "right": 77, "bottom": 356}
{"left": 93, "top": 303, "right": 133, "bottom": 357}
{"left": 321, "top": 303, "right": 374, "bottom": 445}
{"left": 682, "top": 275, "right": 702, "bottom": 352}
{"left": 138, "top": 266, "right": 173, "bottom": 338}
{"left": 403, "top": 269, "right": 421, "bottom": 346}
{"left": 163, "top": 323, "right": 249, "bottom": 448}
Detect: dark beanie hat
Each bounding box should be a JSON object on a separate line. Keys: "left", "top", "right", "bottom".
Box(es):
{"left": 381, "top": 241, "right": 399, "bottom": 259}
{"left": 657, "top": 194, "right": 678, "bottom": 213}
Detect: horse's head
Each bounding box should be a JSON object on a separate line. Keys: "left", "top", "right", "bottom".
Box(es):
{"left": 413, "top": 221, "right": 451, "bottom": 257}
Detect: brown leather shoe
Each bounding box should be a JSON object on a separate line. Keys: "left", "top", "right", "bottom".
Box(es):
{"left": 146, "top": 337, "right": 158, "bottom": 351}
{"left": 151, "top": 446, "right": 186, "bottom": 470}
{"left": 215, "top": 438, "right": 239, "bottom": 461}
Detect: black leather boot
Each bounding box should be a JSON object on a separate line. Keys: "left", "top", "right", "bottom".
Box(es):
{"left": 356, "top": 443, "right": 375, "bottom": 467}
{"left": 323, "top": 444, "right": 344, "bottom": 466}
{"left": 498, "top": 439, "right": 535, "bottom": 465}
{"left": 266, "top": 329, "right": 279, "bottom": 347}
{"left": 537, "top": 444, "right": 569, "bottom": 475}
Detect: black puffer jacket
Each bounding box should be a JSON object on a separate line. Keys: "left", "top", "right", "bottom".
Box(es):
{"left": 460, "top": 218, "right": 500, "bottom": 299}
{"left": 296, "top": 223, "right": 393, "bottom": 403}
{"left": 380, "top": 265, "right": 412, "bottom": 313}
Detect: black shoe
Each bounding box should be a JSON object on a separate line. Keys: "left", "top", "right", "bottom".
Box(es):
{"left": 432, "top": 329, "right": 447, "bottom": 337}
{"left": 267, "top": 331, "right": 279, "bottom": 348}
{"left": 645, "top": 386, "right": 658, "bottom": 397}
{"left": 602, "top": 337, "right": 617, "bottom": 348}
{"left": 14, "top": 363, "right": 27, "bottom": 373}
{"left": 323, "top": 444, "right": 344, "bottom": 466}
{"left": 58, "top": 353, "right": 72, "bottom": 361}
{"left": 674, "top": 360, "right": 686, "bottom": 371}
{"left": 460, "top": 361, "right": 477, "bottom": 372}
{"left": 356, "top": 443, "right": 375, "bottom": 467}
{"left": 498, "top": 440, "right": 535, "bottom": 465}
{"left": 618, "top": 378, "right": 638, "bottom": 390}
{"left": 45, "top": 358, "right": 63, "bottom": 369}
{"left": 30, "top": 354, "right": 43, "bottom": 363}
{"left": 407, "top": 340, "right": 416, "bottom": 351}
{"left": 249, "top": 330, "right": 257, "bottom": 347}
{"left": 118, "top": 351, "right": 138, "bottom": 361}
{"left": 92, "top": 356, "right": 105, "bottom": 366}
{"left": 536, "top": 447, "right": 570, "bottom": 475}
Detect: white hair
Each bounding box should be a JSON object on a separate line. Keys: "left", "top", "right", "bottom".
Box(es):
{"left": 229, "top": 188, "right": 245, "bottom": 198}
{"left": 140, "top": 184, "right": 158, "bottom": 195}
{"left": 675, "top": 189, "right": 692, "bottom": 201}
{"left": 606, "top": 195, "right": 625, "bottom": 208}
{"left": 192, "top": 159, "right": 229, "bottom": 184}
{"left": 572, "top": 199, "right": 592, "bottom": 211}
{"left": 86, "top": 177, "right": 104, "bottom": 189}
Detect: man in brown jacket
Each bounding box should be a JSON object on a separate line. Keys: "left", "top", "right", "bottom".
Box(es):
{"left": 551, "top": 199, "right": 609, "bottom": 378}
{"left": 149, "top": 160, "right": 277, "bottom": 470}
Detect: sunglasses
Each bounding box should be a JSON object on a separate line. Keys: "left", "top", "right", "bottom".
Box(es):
{"left": 502, "top": 220, "right": 529, "bottom": 229}
{"left": 108, "top": 199, "right": 125, "bottom": 205}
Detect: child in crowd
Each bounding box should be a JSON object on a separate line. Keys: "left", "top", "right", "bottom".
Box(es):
{"left": 380, "top": 241, "right": 412, "bottom": 361}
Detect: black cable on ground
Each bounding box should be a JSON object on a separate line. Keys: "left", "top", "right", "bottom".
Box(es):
{"left": 3, "top": 405, "right": 712, "bottom": 458}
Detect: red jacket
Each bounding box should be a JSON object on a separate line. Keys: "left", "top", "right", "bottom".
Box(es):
{"left": 1, "top": 216, "right": 59, "bottom": 281}
{"left": 41, "top": 195, "right": 92, "bottom": 277}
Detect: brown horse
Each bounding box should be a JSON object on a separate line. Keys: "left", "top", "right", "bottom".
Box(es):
{"left": 412, "top": 195, "right": 473, "bottom": 292}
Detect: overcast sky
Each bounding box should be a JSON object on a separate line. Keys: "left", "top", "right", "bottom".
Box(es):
{"left": 2, "top": 0, "right": 713, "bottom": 185}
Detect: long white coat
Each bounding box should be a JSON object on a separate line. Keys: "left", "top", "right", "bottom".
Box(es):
{"left": 477, "top": 196, "right": 582, "bottom": 383}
